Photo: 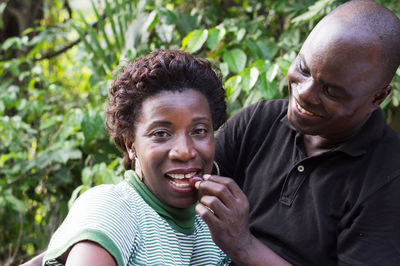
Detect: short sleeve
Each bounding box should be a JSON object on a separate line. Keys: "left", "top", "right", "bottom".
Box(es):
{"left": 338, "top": 176, "right": 400, "bottom": 266}
{"left": 43, "top": 184, "right": 137, "bottom": 266}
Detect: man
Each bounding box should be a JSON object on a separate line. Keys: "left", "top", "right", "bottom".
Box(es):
{"left": 196, "top": 0, "right": 400, "bottom": 265}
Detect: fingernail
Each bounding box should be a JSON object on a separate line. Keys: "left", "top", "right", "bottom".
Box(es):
{"left": 203, "top": 174, "right": 211, "bottom": 180}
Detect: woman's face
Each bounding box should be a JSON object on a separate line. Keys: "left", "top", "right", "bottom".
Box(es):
{"left": 129, "top": 89, "right": 214, "bottom": 208}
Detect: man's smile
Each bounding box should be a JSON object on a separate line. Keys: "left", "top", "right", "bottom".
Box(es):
{"left": 295, "top": 99, "right": 320, "bottom": 117}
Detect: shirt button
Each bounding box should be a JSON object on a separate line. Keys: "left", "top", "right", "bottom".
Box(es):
{"left": 297, "top": 165, "right": 305, "bottom": 172}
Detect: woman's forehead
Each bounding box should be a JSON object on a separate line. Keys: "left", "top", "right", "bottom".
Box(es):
{"left": 137, "top": 90, "right": 212, "bottom": 122}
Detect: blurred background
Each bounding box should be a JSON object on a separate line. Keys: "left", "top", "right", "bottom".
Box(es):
{"left": 0, "top": 0, "right": 399, "bottom": 264}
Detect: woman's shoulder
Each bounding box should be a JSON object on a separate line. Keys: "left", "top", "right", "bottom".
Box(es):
{"left": 60, "top": 182, "right": 147, "bottom": 234}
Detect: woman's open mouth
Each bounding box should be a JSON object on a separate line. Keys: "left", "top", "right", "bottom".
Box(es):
{"left": 166, "top": 171, "right": 201, "bottom": 188}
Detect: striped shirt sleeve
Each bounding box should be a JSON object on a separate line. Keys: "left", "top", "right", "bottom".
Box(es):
{"left": 43, "top": 184, "right": 137, "bottom": 266}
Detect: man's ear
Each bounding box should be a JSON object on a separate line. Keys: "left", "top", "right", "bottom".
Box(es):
{"left": 372, "top": 85, "right": 392, "bottom": 108}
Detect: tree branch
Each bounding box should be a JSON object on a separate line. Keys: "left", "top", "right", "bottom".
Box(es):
{"left": 33, "top": 38, "right": 80, "bottom": 62}
{"left": 33, "top": 14, "right": 105, "bottom": 62}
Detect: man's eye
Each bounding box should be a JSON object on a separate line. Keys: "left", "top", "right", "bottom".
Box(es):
{"left": 298, "top": 60, "right": 310, "bottom": 76}
{"left": 324, "top": 87, "right": 340, "bottom": 99}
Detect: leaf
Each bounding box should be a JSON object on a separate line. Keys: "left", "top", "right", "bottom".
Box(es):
{"left": 276, "top": 57, "right": 292, "bottom": 76}
{"left": 236, "top": 28, "right": 246, "bottom": 41}
{"left": 206, "top": 28, "right": 221, "bottom": 51}
{"left": 225, "top": 75, "right": 242, "bottom": 103}
{"left": 291, "top": 0, "right": 334, "bottom": 24}
{"left": 82, "top": 111, "right": 104, "bottom": 141}
{"left": 184, "top": 29, "right": 208, "bottom": 53}
{"left": 219, "top": 62, "right": 229, "bottom": 78}
{"left": 266, "top": 63, "right": 279, "bottom": 82}
{"left": 207, "top": 26, "right": 226, "bottom": 50}
{"left": 257, "top": 73, "right": 279, "bottom": 99}
{"left": 241, "top": 67, "right": 260, "bottom": 92}
{"left": 144, "top": 10, "right": 159, "bottom": 32}
{"left": 53, "top": 148, "right": 82, "bottom": 164}
{"left": 2, "top": 37, "right": 22, "bottom": 50}
{"left": 5, "top": 191, "right": 27, "bottom": 213}
{"left": 223, "top": 49, "right": 247, "bottom": 73}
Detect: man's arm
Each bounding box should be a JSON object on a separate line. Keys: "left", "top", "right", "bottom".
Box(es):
{"left": 195, "top": 175, "right": 292, "bottom": 266}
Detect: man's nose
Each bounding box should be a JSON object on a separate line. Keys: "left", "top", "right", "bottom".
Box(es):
{"left": 297, "top": 79, "right": 321, "bottom": 105}
{"left": 168, "top": 134, "right": 196, "bottom": 161}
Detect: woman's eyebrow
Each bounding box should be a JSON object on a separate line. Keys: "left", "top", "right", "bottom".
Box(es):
{"left": 192, "top": 116, "right": 211, "bottom": 122}
{"left": 149, "top": 120, "right": 172, "bottom": 126}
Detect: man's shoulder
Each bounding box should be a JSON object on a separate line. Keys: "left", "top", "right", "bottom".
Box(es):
{"left": 356, "top": 124, "right": 400, "bottom": 202}
{"left": 231, "top": 99, "right": 289, "bottom": 125}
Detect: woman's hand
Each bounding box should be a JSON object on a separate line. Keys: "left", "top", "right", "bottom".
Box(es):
{"left": 195, "top": 175, "right": 292, "bottom": 266}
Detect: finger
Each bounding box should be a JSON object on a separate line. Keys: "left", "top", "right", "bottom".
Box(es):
{"left": 195, "top": 203, "right": 221, "bottom": 228}
{"left": 197, "top": 178, "right": 239, "bottom": 208}
{"left": 202, "top": 174, "right": 245, "bottom": 200}
{"left": 199, "top": 195, "right": 231, "bottom": 220}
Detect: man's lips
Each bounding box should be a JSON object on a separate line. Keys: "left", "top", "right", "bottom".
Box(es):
{"left": 295, "top": 99, "right": 321, "bottom": 117}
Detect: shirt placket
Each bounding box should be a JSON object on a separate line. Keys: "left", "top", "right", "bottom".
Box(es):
{"left": 279, "top": 162, "right": 308, "bottom": 207}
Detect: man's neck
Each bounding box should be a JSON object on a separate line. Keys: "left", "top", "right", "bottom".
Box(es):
{"left": 303, "top": 134, "right": 345, "bottom": 157}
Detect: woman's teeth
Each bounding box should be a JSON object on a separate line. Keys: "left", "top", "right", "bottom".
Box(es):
{"left": 167, "top": 172, "right": 197, "bottom": 179}
{"left": 167, "top": 172, "right": 198, "bottom": 188}
{"left": 169, "top": 180, "right": 190, "bottom": 188}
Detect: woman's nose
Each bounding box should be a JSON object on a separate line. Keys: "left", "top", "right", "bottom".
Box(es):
{"left": 168, "top": 134, "right": 196, "bottom": 161}
{"left": 297, "top": 79, "right": 321, "bottom": 105}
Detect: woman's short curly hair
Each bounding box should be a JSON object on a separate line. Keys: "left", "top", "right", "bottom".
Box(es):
{"left": 105, "top": 49, "right": 226, "bottom": 170}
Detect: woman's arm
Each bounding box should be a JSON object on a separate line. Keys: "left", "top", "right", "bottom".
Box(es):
{"left": 65, "top": 241, "right": 116, "bottom": 266}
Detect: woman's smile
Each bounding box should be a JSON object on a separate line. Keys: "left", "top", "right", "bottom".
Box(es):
{"left": 166, "top": 168, "right": 201, "bottom": 190}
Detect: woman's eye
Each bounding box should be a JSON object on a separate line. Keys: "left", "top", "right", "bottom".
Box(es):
{"left": 151, "top": 130, "right": 170, "bottom": 138}
{"left": 193, "top": 128, "right": 208, "bottom": 135}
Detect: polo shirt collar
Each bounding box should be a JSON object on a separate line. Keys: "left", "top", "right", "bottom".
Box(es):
{"left": 281, "top": 108, "right": 385, "bottom": 157}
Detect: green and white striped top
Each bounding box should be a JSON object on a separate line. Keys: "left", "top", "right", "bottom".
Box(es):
{"left": 43, "top": 170, "right": 229, "bottom": 266}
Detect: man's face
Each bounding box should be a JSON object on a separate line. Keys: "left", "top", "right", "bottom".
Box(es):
{"left": 287, "top": 20, "right": 386, "bottom": 142}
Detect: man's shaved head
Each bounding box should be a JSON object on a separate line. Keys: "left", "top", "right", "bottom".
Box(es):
{"left": 307, "top": 0, "right": 400, "bottom": 85}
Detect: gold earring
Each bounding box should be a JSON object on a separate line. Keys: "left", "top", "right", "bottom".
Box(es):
{"left": 135, "top": 157, "right": 143, "bottom": 181}
{"left": 213, "top": 161, "right": 220, "bottom": 176}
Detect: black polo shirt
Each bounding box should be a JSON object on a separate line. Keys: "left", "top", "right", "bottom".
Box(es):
{"left": 215, "top": 99, "right": 400, "bottom": 266}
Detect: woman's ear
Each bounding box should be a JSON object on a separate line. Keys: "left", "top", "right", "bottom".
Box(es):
{"left": 124, "top": 136, "right": 135, "bottom": 160}
{"left": 372, "top": 85, "right": 392, "bottom": 108}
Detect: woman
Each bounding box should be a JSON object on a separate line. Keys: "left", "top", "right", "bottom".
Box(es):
{"left": 42, "top": 50, "right": 228, "bottom": 265}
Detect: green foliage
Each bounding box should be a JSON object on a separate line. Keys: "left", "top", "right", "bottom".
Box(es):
{"left": 0, "top": 0, "right": 399, "bottom": 264}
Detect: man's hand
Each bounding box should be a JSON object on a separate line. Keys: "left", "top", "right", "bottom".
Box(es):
{"left": 195, "top": 174, "right": 292, "bottom": 266}
{"left": 195, "top": 174, "right": 251, "bottom": 261}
